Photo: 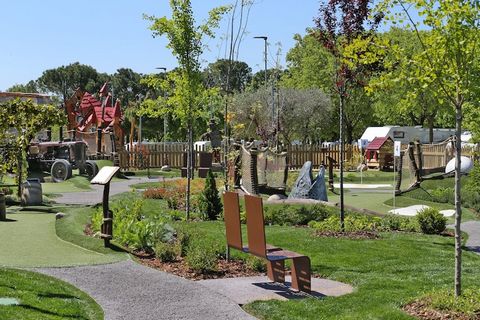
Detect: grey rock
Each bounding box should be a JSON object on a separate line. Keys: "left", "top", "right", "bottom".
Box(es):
{"left": 161, "top": 165, "right": 171, "bottom": 172}
{"left": 268, "top": 194, "right": 287, "bottom": 201}
{"left": 55, "top": 212, "right": 65, "bottom": 220}
{"left": 309, "top": 166, "right": 328, "bottom": 201}
{"left": 357, "top": 163, "right": 368, "bottom": 172}
{"left": 288, "top": 161, "right": 313, "bottom": 199}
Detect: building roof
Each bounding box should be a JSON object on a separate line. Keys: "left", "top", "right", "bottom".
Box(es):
{"left": 77, "top": 92, "right": 122, "bottom": 131}
{"left": 365, "top": 137, "right": 391, "bottom": 151}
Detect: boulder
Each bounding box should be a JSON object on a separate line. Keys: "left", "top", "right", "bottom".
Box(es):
{"left": 445, "top": 156, "right": 473, "bottom": 174}
{"left": 357, "top": 163, "right": 368, "bottom": 172}
{"left": 55, "top": 212, "right": 65, "bottom": 220}
{"left": 309, "top": 166, "right": 328, "bottom": 201}
{"left": 288, "top": 161, "right": 313, "bottom": 199}
{"left": 161, "top": 165, "right": 171, "bottom": 172}
{"left": 267, "top": 194, "right": 287, "bottom": 201}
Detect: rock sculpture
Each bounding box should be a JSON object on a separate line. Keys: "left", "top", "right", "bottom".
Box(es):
{"left": 288, "top": 161, "right": 328, "bottom": 201}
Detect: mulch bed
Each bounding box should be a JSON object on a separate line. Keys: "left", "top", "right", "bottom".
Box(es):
{"left": 314, "top": 230, "right": 380, "bottom": 240}
{"left": 137, "top": 255, "right": 264, "bottom": 281}
{"left": 403, "top": 300, "right": 476, "bottom": 320}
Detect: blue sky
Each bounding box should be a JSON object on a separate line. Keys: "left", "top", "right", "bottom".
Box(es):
{"left": 0, "top": 0, "right": 321, "bottom": 91}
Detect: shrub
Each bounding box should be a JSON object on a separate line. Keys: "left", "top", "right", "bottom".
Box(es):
{"left": 154, "top": 242, "right": 177, "bottom": 262}
{"left": 423, "top": 288, "right": 480, "bottom": 317}
{"left": 380, "top": 214, "right": 419, "bottom": 232}
{"left": 198, "top": 170, "right": 222, "bottom": 220}
{"left": 416, "top": 207, "right": 447, "bottom": 234}
{"left": 143, "top": 187, "right": 167, "bottom": 199}
{"left": 309, "top": 214, "right": 381, "bottom": 232}
{"left": 185, "top": 242, "right": 218, "bottom": 273}
{"left": 246, "top": 256, "right": 267, "bottom": 272}
{"left": 263, "top": 204, "right": 333, "bottom": 226}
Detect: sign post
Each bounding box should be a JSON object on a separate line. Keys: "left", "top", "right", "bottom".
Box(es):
{"left": 393, "top": 141, "right": 402, "bottom": 211}
{"left": 91, "top": 166, "right": 120, "bottom": 247}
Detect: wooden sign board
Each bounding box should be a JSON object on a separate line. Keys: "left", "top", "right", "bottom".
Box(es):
{"left": 90, "top": 166, "right": 120, "bottom": 185}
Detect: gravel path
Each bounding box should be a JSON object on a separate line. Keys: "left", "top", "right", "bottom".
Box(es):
{"left": 36, "top": 260, "right": 256, "bottom": 320}
{"left": 55, "top": 176, "right": 155, "bottom": 205}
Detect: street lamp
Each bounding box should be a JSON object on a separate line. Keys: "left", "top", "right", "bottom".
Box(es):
{"left": 156, "top": 67, "right": 168, "bottom": 165}
{"left": 253, "top": 36, "right": 268, "bottom": 87}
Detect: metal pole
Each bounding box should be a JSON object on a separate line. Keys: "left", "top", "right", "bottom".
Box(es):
{"left": 254, "top": 36, "right": 268, "bottom": 87}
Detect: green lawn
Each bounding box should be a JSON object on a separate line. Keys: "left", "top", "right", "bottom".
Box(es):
{"left": 178, "top": 221, "right": 480, "bottom": 319}
{"left": 0, "top": 211, "right": 127, "bottom": 267}
{"left": 0, "top": 268, "right": 103, "bottom": 320}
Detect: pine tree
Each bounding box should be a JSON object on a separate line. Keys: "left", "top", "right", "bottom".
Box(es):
{"left": 199, "top": 170, "right": 222, "bottom": 220}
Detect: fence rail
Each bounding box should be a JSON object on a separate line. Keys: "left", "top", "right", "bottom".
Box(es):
{"left": 117, "top": 142, "right": 478, "bottom": 171}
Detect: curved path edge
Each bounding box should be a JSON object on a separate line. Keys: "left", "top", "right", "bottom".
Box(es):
{"left": 35, "top": 260, "right": 256, "bottom": 320}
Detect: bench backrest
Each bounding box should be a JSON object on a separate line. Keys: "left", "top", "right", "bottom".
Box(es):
{"left": 223, "top": 191, "right": 243, "bottom": 250}
{"left": 244, "top": 194, "right": 267, "bottom": 258}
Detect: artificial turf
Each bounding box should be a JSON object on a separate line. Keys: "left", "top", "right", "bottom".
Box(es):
{"left": 0, "top": 268, "right": 103, "bottom": 320}
{"left": 0, "top": 212, "right": 127, "bottom": 267}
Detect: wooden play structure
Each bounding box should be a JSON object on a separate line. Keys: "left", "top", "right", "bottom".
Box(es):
{"left": 364, "top": 137, "right": 394, "bottom": 170}
{"left": 65, "top": 83, "right": 124, "bottom": 156}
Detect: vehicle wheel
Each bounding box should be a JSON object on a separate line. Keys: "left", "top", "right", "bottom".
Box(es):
{"left": 85, "top": 160, "right": 99, "bottom": 180}
{"left": 51, "top": 159, "right": 73, "bottom": 182}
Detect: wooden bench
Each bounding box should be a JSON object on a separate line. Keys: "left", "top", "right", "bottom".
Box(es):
{"left": 223, "top": 191, "right": 311, "bottom": 293}
{"left": 223, "top": 192, "right": 283, "bottom": 282}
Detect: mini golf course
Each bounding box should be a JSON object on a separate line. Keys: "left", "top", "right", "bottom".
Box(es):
{"left": 0, "top": 212, "right": 127, "bottom": 268}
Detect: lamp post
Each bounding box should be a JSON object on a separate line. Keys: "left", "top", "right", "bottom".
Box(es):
{"left": 253, "top": 36, "right": 268, "bottom": 87}
{"left": 156, "top": 67, "right": 168, "bottom": 165}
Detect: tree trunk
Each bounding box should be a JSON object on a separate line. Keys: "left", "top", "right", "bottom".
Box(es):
{"left": 339, "top": 91, "right": 345, "bottom": 232}
{"left": 186, "top": 124, "right": 193, "bottom": 221}
{"left": 454, "top": 105, "right": 462, "bottom": 297}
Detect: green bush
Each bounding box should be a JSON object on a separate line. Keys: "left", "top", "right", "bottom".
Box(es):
{"left": 154, "top": 242, "right": 177, "bottom": 262}
{"left": 309, "top": 214, "right": 381, "bottom": 232}
{"left": 198, "top": 170, "right": 223, "bottom": 220}
{"left": 185, "top": 242, "right": 218, "bottom": 273}
{"left": 246, "top": 256, "right": 267, "bottom": 272}
{"left": 380, "top": 214, "right": 419, "bottom": 232}
{"left": 416, "top": 207, "right": 447, "bottom": 234}
{"left": 263, "top": 204, "right": 333, "bottom": 226}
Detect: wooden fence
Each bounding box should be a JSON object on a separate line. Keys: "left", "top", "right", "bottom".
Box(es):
{"left": 117, "top": 141, "right": 478, "bottom": 171}
{"left": 286, "top": 144, "right": 361, "bottom": 169}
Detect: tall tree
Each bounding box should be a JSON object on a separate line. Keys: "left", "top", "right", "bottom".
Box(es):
{"left": 37, "top": 62, "right": 104, "bottom": 100}
{"left": 203, "top": 59, "right": 252, "bottom": 93}
{"left": 376, "top": 0, "right": 480, "bottom": 296}
{"left": 144, "top": 0, "right": 228, "bottom": 219}
{"left": 7, "top": 81, "right": 39, "bottom": 93}
{"left": 314, "top": 0, "right": 383, "bottom": 231}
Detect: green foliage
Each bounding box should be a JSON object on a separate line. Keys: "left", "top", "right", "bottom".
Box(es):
{"left": 185, "top": 241, "right": 218, "bottom": 273}
{"left": 466, "top": 162, "right": 480, "bottom": 194}
{"left": 309, "top": 214, "right": 382, "bottom": 232}
{"left": 416, "top": 207, "right": 447, "bottom": 235}
{"left": 421, "top": 288, "right": 480, "bottom": 317}
{"left": 246, "top": 256, "right": 267, "bottom": 273}
{"left": 37, "top": 62, "right": 107, "bottom": 100}
{"left": 380, "top": 214, "right": 419, "bottom": 232}
{"left": 0, "top": 98, "right": 65, "bottom": 191}
{"left": 198, "top": 170, "right": 222, "bottom": 220}
{"left": 91, "top": 197, "right": 175, "bottom": 252}
{"left": 263, "top": 204, "right": 333, "bottom": 226}
{"left": 154, "top": 242, "right": 178, "bottom": 262}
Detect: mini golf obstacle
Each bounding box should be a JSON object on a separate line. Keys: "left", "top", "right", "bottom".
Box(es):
{"left": 238, "top": 145, "right": 288, "bottom": 195}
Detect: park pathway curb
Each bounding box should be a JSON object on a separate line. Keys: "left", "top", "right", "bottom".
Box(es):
{"left": 36, "top": 260, "right": 256, "bottom": 320}
{"left": 460, "top": 221, "right": 480, "bottom": 254}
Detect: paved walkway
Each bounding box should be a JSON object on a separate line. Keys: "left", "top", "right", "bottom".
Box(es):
{"left": 460, "top": 221, "right": 480, "bottom": 254}
{"left": 55, "top": 176, "right": 154, "bottom": 205}
{"left": 36, "top": 260, "right": 255, "bottom": 320}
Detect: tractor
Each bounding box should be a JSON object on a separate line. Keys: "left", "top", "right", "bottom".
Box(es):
{"left": 27, "top": 141, "right": 99, "bottom": 182}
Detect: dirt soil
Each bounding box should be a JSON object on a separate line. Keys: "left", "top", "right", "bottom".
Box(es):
{"left": 137, "top": 255, "right": 264, "bottom": 281}
{"left": 403, "top": 300, "right": 477, "bottom": 320}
